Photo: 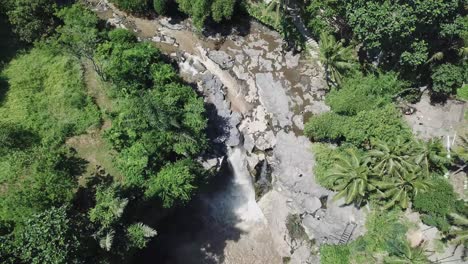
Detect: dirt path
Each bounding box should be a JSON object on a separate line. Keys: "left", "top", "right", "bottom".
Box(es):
{"left": 66, "top": 61, "right": 121, "bottom": 183}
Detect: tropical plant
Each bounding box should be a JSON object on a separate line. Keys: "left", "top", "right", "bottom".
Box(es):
{"left": 126, "top": 222, "right": 157, "bottom": 250}
{"left": 327, "top": 149, "right": 374, "bottom": 205}
{"left": 368, "top": 138, "right": 415, "bottom": 177}
{"left": 412, "top": 139, "right": 450, "bottom": 177}
{"left": 372, "top": 170, "right": 431, "bottom": 210}
{"left": 318, "top": 32, "right": 357, "bottom": 86}
{"left": 89, "top": 185, "right": 128, "bottom": 229}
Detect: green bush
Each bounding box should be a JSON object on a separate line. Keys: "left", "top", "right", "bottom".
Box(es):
{"left": 305, "top": 105, "right": 412, "bottom": 147}
{"left": 421, "top": 214, "right": 451, "bottom": 232}
{"left": 413, "top": 178, "right": 456, "bottom": 216}
{"left": 320, "top": 244, "right": 350, "bottom": 264}
{"left": 344, "top": 105, "right": 412, "bottom": 146}
{"left": 304, "top": 112, "right": 346, "bottom": 142}
{"left": 326, "top": 72, "right": 406, "bottom": 115}
{"left": 431, "top": 63, "right": 465, "bottom": 96}
{"left": 413, "top": 178, "right": 457, "bottom": 232}
{"left": 109, "top": 0, "right": 149, "bottom": 13}
{"left": 311, "top": 144, "right": 359, "bottom": 189}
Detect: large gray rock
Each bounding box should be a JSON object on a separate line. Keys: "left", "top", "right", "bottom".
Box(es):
{"left": 256, "top": 72, "right": 292, "bottom": 127}
{"left": 208, "top": 50, "right": 235, "bottom": 70}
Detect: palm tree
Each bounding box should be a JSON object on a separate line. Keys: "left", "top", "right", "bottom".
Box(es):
{"left": 327, "top": 149, "right": 374, "bottom": 205}
{"left": 372, "top": 170, "right": 431, "bottom": 210}
{"left": 368, "top": 138, "right": 415, "bottom": 177}
{"left": 447, "top": 213, "right": 468, "bottom": 246}
{"left": 318, "top": 32, "right": 357, "bottom": 87}
{"left": 412, "top": 139, "right": 450, "bottom": 177}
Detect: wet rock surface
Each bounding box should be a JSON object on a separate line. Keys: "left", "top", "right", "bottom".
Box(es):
{"left": 90, "top": 1, "right": 366, "bottom": 263}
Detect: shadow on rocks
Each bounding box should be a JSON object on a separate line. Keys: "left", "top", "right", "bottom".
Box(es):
{"left": 136, "top": 157, "right": 245, "bottom": 264}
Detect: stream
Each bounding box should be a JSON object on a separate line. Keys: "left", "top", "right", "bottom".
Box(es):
{"left": 89, "top": 1, "right": 367, "bottom": 263}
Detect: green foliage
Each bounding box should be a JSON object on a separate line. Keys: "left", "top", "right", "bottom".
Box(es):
{"left": 4, "top": 0, "right": 57, "bottom": 42}
{"left": 412, "top": 138, "right": 450, "bottom": 177}
{"left": 13, "top": 207, "right": 80, "bottom": 264}
{"left": 311, "top": 143, "right": 342, "bottom": 188}
{"left": 176, "top": 0, "right": 209, "bottom": 29}
{"left": 371, "top": 170, "right": 431, "bottom": 210}
{"left": 384, "top": 242, "right": 429, "bottom": 264}
{"left": 153, "top": 0, "right": 169, "bottom": 15}
{"left": 99, "top": 30, "right": 207, "bottom": 191}
{"left": 320, "top": 244, "right": 350, "bottom": 264}
{"left": 176, "top": 0, "right": 236, "bottom": 29}
{"left": 109, "top": 0, "right": 149, "bottom": 13}
{"left": 346, "top": 1, "right": 417, "bottom": 51}
{"left": 55, "top": 4, "right": 100, "bottom": 61}
{"left": 367, "top": 138, "right": 415, "bottom": 177}
{"left": 89, "top": 185, "right": 128, "bottom": 229}
{"left": 319, "top": 32, "right": 357, "bottom": 86}
{"left": 421, "top": 214, "right": 451, "bottom": 233}
{"left": 211, "top": 0, "right": 236, "bottom": 22}
{"left": 126, "top": 223, "right": 157, "bottom": 250}
{"left": 0, "top": 48, "right": 100, "bottom": 145}
{"left": 145, "top": 159, "right": 202, "bottom": 208}
{"left": 431, "top": 63, "right": 465, "bottom": 96}
{"left": 306, "top": 105, "right": 412, "bottom": 147}
{"left": 457, "top": 84, "right": 468, "bottom": 101}
{"left": 448, "top": 212, "right": 468, "bottom": 246}
{"left": 96, "top": 36, "right": 161, "bottom": 92}
{"left": 0, "top": 123, "right": 38, "bottom": 155}
{"left": 413, "top": 178, "right": 457, "bottom": 232}
{"left": 0, "top": 148, "right": 78, "bottom": 224}
{"left": 326, "top": 148, "right": 373, "bottom": 205}
{"left": 108, "top": 28, "right": 137, "bottom": 44}
{"left": 304, "top": 112, "right": 346, "bottom": 142}
{"left": 305, "top": 0, "right": 341, "bottom": 37}
{"left": 344, "top": 105, "right": 412, "bottom": 146}
{"left": 326, "top": 72, "right": 406, "bottom": 115}
{"left": 399, "top": 40, "right": 428, "bottom": 68}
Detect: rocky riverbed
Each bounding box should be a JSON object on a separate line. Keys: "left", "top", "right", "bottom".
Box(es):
{"left": 89, "top": 1, "right": 367, "bottom": 263}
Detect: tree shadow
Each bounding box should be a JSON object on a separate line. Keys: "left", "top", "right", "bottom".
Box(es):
{"left": 136, "top": 157, "right": 246, "bottom": 264}
{"left": 135, "top": 87, "right": 246, "bottom": 263}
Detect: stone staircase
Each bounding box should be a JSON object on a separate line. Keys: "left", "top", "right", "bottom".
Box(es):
{"left": 338, "top": 222, "right": 357, "bottom": 244}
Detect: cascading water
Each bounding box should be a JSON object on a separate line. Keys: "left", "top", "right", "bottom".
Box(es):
{"left": 225, "top": 146, "right": 266, "bottom": 228}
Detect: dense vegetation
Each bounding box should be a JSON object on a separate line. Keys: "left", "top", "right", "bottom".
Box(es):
{"left": 108, "top": 0, "right": 237, "bottom": 29}
{"left": 304, "top": 1, "right": 468, "bottom": 262}
{"left": 0, "top": 0, "right": 467, "bottom": 263}
{"left": 306, "top": 0, "right": 467, "bottom": 99}
{"left": 0, "top": 3, "right": 208, "bottom": 263}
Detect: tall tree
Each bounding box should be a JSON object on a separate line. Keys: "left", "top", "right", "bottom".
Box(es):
{"left": 318, "top": 32, "right": 357, "bottom": 86}
{"left": 4, "top": 0, "right": 57, "bottom": 42}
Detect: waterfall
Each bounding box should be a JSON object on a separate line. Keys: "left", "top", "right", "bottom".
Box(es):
{"left": 226, "top": 146, "right": 266, "bottom": 228}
